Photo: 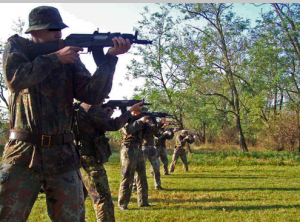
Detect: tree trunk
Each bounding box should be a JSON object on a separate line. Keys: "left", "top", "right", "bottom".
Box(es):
{"left": 235, "top": 114, "right": 248, "bottom": 152}
{"left": 203, "top": 122, "right": 206, "bottom": 144}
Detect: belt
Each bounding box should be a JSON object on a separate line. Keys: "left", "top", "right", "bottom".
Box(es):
{"left": 9, "top": 130, "right": 74, "bottom": 147}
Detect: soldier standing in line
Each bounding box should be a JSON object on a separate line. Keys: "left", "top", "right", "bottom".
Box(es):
{"left": 74, "top": 100, "right": 143, "bottom": 222}
{"left": 153, "top": 125, "right": 179, "bottom": 175}
{"left": 140, "top": 117, "right": 166, "bottom": 190}
{"left": 0, "top": 6, "right": 131, "bottom": 221}
{"left": 118, "top": 108, "right": 153, "bottom": 211}
{"left": 169, "top": 130, "right": 197, "bottom": 173}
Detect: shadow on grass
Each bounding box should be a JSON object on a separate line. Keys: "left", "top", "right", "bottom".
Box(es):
{"left": 164, "top": 187, "right": 300, "bottom": 192}
{"left": 151, "top": 197, "right": 245, "bottom": 203}
{"left": 149, "top": 204, "right": 300, "bottom": 212}
{"left": 166, "top": 174, "right": 268, "bottom": 179}
{"left": 117, "top": 203, "right": 300, "bottom": 212}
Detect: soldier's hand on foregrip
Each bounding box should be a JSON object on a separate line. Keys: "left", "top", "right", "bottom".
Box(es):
{"left": 55, "top": 46, "right": 83, "bottom": 64}
{"left": 129, "top": 101, "right": 144, "bottom": 112}
{"left": 107, "top": 37, "right": 131, "bottom": 56}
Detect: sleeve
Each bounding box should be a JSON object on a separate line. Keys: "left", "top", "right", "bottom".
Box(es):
{"left": 3, "top": 35, "right": 61, "bottom": 93}
{"left": 166, "top": 130, "right": 174, "bottom": 139}
{"left": 177, "top": 134, "right": 188, "bottom": 146}
{"left": 144, "top": 122, "right": 164, "bottom": 135}
{"left": 72, "top": 54, "right": 118, "bottom": 105}
{"left": 124, "top": 120, "right": 144, "bottom": 135}
{"left": 175, "top": 134, "right": 184, "bottom": 147}
{"left": 86, "top": 105, "right": 132, "bottom": 131}
{"left": 187, "top": 136, "right": 195, "bottom": 144}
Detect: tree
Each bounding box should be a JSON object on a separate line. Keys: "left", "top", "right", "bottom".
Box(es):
{"left": 171, "top": 3, "right": 251, "bottom": 151}
{"left": 126, "top": 5, "right": 191, "bottom": 128}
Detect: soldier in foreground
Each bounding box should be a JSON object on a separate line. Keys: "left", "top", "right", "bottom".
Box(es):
{"left": 154, "top": 125, "right": 179, "bottom": 175}
{"left": 169, "top": 130, "right": 197, "bottom": 173}
{"left": 118, "top": 108, "right": 152, "bottom": 210}
{"left": 74, "top": 100, "right": 143, "bottom": 221}
{"left": 0, "top": 6, "right": 130, "bottom": 221}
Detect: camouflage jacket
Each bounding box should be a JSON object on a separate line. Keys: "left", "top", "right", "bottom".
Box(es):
{"left": 75, "top": 103, "right": 132, "bottom": 163}
{"left": 120, "top": 119, "right": 149, "bottom": 146}
{"left": 1, "top": 35, "right": 118, "bottom": 173}
{"left": 154, "top": 129, "right": 174, "bottom": 148}
{"left": 142, "top": 122, "right": 164, "bottom": 146}
{"left": 175, "top": 134, "right": 195, "bottom": 149}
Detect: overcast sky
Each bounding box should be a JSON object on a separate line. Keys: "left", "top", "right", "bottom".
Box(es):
{"left": 0, "top": 3, "right": 271, "bottom": 114}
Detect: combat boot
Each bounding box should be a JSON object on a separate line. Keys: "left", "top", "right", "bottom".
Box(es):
{"left": 155, "top": 185, "right": 165, "bottom": 190}
{"left": 119, "top": 206, "right": 129, "bottom": 211}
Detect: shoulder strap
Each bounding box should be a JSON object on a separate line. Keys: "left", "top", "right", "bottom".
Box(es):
{"left": 72, "top": 101, "right": 83, "bottom": 146}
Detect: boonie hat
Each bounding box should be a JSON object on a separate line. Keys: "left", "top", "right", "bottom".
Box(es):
{"left": 25, "top": 6, "right": 68, "bottom": 33}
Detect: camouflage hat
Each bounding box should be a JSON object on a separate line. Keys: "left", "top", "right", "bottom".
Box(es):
{"left": 25, "top": 6, "right": 68, "bottom": 34}
{"left": 181, "top": 130, "right": 188, "bottom": 134}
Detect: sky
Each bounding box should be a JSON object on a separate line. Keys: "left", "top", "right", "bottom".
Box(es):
{"left": 0, "top": 3, "right": 271, "bottom": 114}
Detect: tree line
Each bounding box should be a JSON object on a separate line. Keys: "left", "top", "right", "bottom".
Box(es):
{"left": 126, "top": 3, "right": 300, "bottom": 152}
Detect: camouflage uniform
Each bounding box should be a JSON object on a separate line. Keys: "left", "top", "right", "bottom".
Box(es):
{"left": 140, "top": 122, "right": 164, "bottom": 189}
{"left": 118, "top": 119, "right": 152, "bottom": 209}
{"left": 0, "top": 8, "right": 118, "bottom": 220}
{"left": 74, "top": 103, "right": 132, "bottom": 222}
{"left": 154, "top": 129, "right": 175, "bottom": 175}
{"left": 169, "top": 134, "right": 195, "bottom": 172}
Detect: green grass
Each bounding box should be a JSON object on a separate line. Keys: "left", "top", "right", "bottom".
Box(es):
{"left": 1, "top": 148, "right": 300, "bottom": 221}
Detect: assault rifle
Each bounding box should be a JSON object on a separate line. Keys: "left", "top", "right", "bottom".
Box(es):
{"left": 101, "top": 99, "right": 151, "bottom": 114}
{"left": 189, "top": 133, "right": 200, "bottom": 138}
{"left": 27, "top": 30, "right": 152, "bottom": 66}
{"left": 128, "top": 112, "right": 172, "bottom": 124}
{"left": 165, "top": 127, "right": 183, "bottom": 132}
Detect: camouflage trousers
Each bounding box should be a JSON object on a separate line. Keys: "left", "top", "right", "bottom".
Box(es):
{"left": 118, "top": 145, "right": 149, "bottom": 208}
{"left": 142, "top": 146, "right": 161, "bottom": 188}
{"left": 80, "top": 156, "right": 115, "bottom": 222}
{"left": 0, "top": 163, "right": 85, "bottom": 222}
{"left": 151, "top": 146, "right": 168, "bottom": 175}
{"left": 169, "top": 147, "right": 188, "bottom": 172}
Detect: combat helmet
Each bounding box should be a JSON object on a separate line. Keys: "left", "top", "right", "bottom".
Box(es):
{"left": 25, "top": 6, "right": 68, "bottom": 33}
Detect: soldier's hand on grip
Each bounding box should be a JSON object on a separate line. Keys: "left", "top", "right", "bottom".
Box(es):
{"left": 55, "top": 46, "right": 83, "bottom": 64}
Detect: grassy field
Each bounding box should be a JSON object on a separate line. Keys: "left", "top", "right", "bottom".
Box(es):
{"left": 1, "top": 146, "right": 300, "bottom": 221}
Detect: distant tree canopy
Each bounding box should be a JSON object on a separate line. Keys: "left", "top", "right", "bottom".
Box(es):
{"left": 126, "top": 3, "right": 300, "bottom": 152}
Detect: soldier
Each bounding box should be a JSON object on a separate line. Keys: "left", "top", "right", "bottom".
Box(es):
{"left": 74, "top": 100, "right": 143, "bottom": 222}
{"left": 154, "top": 125, "right": 179, "bottom": 175}
{"left": 169, "top": 130, "right": 197, "bottom": 173}
{"left": 118, "top": 108, "right": 153, "bottom": 210}
{"left": 0, "top": 6, "right": 131, "bottom": 221}
{"left": 141, "top": 117, "right": 165, "bottom": 190}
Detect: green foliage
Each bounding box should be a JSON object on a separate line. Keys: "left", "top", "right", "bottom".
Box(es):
{"left": 191, "top": 151, "right": 300, "bottom": 166}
